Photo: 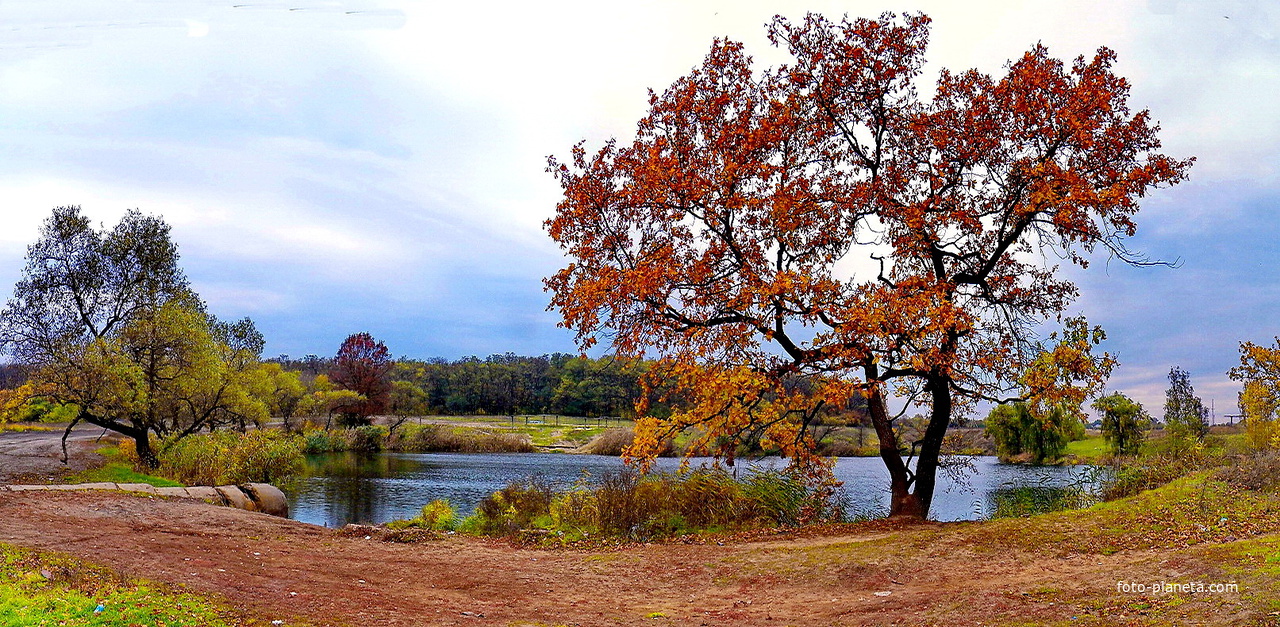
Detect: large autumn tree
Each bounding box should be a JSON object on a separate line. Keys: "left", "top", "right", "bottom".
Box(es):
{"left": 545, "top": 13, "right": 1190, "bottom": 518}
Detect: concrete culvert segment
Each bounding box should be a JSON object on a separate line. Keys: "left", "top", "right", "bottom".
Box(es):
{"left": 184, "top": 485, "right": 229, "bottom": 506}
{"left": 240, "top": 483, "right": 289, "bottom": 518}
{"left": 214, "top": 485, "right": 259, "bottom": 512}
{"left": 2, "top": 482, "right": 288, "bottom": 517}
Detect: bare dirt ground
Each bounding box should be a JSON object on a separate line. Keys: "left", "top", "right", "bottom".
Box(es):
{"left": 0, "top": 424, "right": 111, "bottom": 483}
{"left": 1, "top": 489, "right": 1270, "bottom": 626}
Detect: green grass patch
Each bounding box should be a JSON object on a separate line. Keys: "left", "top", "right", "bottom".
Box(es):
{"left": 1064, "top": 436, "right": 1109, "bottom": 460}
{"left": 70, "top": 464, "right": 184, "bottom": 488}
{"left": 509, "top": 425, "right": 606, "bottom": 448}
{"left": 67, "top": 446, "right": 183, "bottom": 488}
{"left": 962, "top": 471, "right": 1280, "bottom": 558}
{"left": 0, "top": 542, "right": 254, "bottom": 626}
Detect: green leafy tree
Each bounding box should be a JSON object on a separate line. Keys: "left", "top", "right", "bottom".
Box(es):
{"left": 551, "top": 356, "right": 645, "bottom": 418}
{"left": 298, "top": 374, "right": 367, "bottom": 430}
{"left": 123, "top": 298, "right": 271, "bottom": 435}
{"left": 1091, "top": 392, "right": 1150, "bottom": 456}
{"left": 986, "top": 403, "right": 1028, "bottom": 460}
{"left": 0, "top": 207, "right": 271, "bottom": 467}
{"left": 257, "top": 362, "right": 307, "bottom": 431}
{"left": 388, "top": 379, "right": 429, "bottom": 432}
{"left": 984, "top": 402, "right": 1071, "bottom": 464}
{"left": 1163, "top": 366, "right": 1208, "bottom": 443}
{"left": 985, "top": 318, "right": 1113, "bottom": 464}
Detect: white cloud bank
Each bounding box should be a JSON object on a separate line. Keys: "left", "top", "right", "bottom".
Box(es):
{"left": 0, "top": 0, "right": 1275, "bottom": 410}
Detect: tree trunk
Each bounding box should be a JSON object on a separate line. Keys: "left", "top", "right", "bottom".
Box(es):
{"left": 862, "top": 367, "right": 956, "bottom": 520}
{"left": 134, "top": 430, "right": 159, "bottom": 469}
{"left": 909, "top": 375, "right": 953, "bottom": 518}
{"left": 864, "top": 366, "right": 926, "bottom": 519}
{"left": 76, "top": 409, "right": 160, "bottom": 469}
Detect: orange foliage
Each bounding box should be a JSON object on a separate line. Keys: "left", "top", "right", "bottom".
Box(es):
{"left": 1020, "top": 317, "right": 1116, "bottom": 421}
{"left": 546, "top": 12, "right": 1190, "bottom": 516}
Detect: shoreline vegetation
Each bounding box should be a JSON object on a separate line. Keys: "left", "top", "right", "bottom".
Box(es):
{"left": 5, "top": 417, "right": 1247, "bottom": 497}
{"left": 295, "top": 415, "right": 1007, "bottom": 458}
{"left": 381, "top": 430, "right": 1278, "bottom": 548}
{"left": 387, "top": 467, "right": 845, "bottom": 544}
{"left": 11, "top": 416, "right": 1250, "bottom": 495}
{"left": 290, "top": 415, "right": 1251, "bottom": 466}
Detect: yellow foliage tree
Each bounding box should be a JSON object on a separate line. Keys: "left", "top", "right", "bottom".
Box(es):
{"left": 0, "top": 383, "right": 40, "bottom": 423}
{"left": 1229, "top": 339, "right": 1280, "bottom": 449}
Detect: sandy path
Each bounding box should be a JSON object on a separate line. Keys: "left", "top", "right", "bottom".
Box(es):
{"left": 0, "top": 424, "right": 111, "bottom": 482}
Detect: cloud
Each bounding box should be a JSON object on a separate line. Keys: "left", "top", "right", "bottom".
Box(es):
{"left": 0, "top": 0, "right": 1276, "bottom": 387}
{"left": 197, "top": 284, "right": 294, "bottom": 314}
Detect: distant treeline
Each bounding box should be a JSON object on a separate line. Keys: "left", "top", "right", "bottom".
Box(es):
{"left": 270, "top": 352, "right": 653, "bottom": 418}
{"left": 0, "top": 364, "right": 25, "bottom": 389}
{"left": 4, "top": 350, "right": 868, "bottom": 425}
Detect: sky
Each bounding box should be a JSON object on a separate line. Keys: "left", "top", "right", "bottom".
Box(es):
{"left": 0, "top": 0, "right": 1276, "bottom": 418}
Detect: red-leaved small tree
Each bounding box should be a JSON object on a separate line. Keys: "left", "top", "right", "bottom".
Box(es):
{"left": 330, "top": 332, "right": 392, "bottom": 427}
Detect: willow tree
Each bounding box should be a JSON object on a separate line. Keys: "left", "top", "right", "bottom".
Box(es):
{"left": 1091, "top": 392, "right": 1150, "bottom": 456}
{"left": 1, "top": 207, "right": 271, "bottom": 466}
{"left": 545, "top": 13, "right": 1190, "bottom": 518}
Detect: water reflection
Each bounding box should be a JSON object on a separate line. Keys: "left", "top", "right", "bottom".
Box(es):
{"left": 293, "top": 453, "right": 425, "bottom": 526}
{"left": 285, "top": 452, "right": 1096, "bottom": 527}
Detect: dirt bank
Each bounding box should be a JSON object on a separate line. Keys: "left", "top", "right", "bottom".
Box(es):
{"left": 1, "top": 489, "right": 1270, "bottom": 626}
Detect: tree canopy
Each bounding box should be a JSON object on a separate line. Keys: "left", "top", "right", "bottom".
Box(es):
{"left": 1091, "top": 392, "right": 1150, "bottom": 456}
{"left": 1228, "top": 339, "right": 1280, "bottom": 449}
{"left": 330, "top": 332, "right": 393, "bottom": 427}
{"left": 1164, "top": 366, "right": 1209, "bottom": 443}
{"left": 0, "top": 207, "right": 272, "bottom": 466}
{"left": 984, "top": 402, "right": 1073, "bottom": 464}
{"left": 546, "top": 12, "right": 1190, "bottom": 517}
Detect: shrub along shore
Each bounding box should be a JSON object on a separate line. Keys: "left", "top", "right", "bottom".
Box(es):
{"left": 386, "top": 467, "right": 846, "bottom": 544}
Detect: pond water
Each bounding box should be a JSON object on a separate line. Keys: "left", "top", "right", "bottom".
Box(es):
{"left": 284, "top": 452, "right": 1099, "bottom": 527}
